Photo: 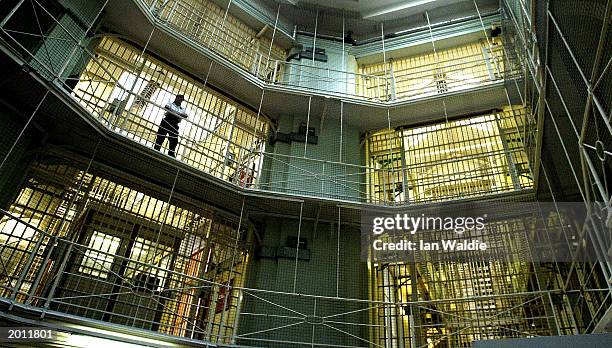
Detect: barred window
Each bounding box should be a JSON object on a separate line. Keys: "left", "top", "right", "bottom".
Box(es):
{"left": 78, "top": 231, "right": 121, "bottom": 279}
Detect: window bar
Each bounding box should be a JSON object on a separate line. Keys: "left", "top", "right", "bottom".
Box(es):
{"left": 215, "top": 198, "right": 246, "bottom": 343}
{"left": 26, "top": 172, "right": 99, "bottom": 306}
{"left": 119, "top": 27, "right": 155, "bottom": 131}
{"left": 10, "top": 123, "right": 84, "bottom": 304}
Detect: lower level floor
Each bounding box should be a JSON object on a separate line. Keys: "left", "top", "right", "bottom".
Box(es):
{"left": 0, "top": 145, "right": 609, "bottom": 347}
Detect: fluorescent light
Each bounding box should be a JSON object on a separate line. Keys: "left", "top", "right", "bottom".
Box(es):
{"left": 65, "top": 335, "right": 146, "bottom": 348}
{"left": 363, "top": 0, "right": 437, "bottom": 19}
{"left": 60, "top": 323, "right": 180, "bottom": 348}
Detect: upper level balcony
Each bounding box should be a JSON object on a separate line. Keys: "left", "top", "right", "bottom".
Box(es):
{"left": 135, "top": 0, "right": 514, "bottom": 102}
{"left": 93, "top": 0, "right": 524, "bottom": 127}
{"left": 0, "top": 0, "right": 536, "bottom": 207}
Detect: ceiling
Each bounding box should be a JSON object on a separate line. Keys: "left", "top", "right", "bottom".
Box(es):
{"left": 261, "top": 0, "right": 499, "bottom": 39}
{"left": 285, "top": 0, "right": 471, "bottom": 20}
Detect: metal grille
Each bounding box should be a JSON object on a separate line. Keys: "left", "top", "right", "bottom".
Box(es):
{"left": 367, "top": 107, "right": 535, "bottom": 204}
{"left": 0, "top": 0, "right": 610, "bottom": 346}
{"left": 0, "top": 158, "right": 247, "bottom": 343}
{"left": 137, "top": 0, "right": 519, "bottom": 103}
{"left": 359, "top": 39, "right": 513, "bottom": 101}
{"left": 144, "top": 0, "right": 286, "bottom": 79}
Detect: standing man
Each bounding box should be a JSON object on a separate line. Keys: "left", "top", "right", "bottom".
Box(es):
{"left": 154, "top": 94, "right": 188, "bottom": 157}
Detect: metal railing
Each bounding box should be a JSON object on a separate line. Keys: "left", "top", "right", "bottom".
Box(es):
{"left": 143, "top": 0, "right": 284, "bottom": 81}
{"left": 0, "top": 0, "right": 535, "bottom": 208}
{"left": 0, "top": 1, "right": 610, "bottom": 346}
{"left": 0, "top": 203, "right": 246, "bottom": 345}
{"left": 1, "top": 208, "right": 598, "bottom": 347}
{"left": 136, "top": 0, "right": 521, "bottom": 103}
{"left": 501, "top": 0, "right": 612, "bottom": 284}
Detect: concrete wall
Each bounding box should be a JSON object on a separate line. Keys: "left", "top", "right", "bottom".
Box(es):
{"left": 283, "top": 35, "right": 358, "bottom": 95}
{"left": 260, "top": 109, "right": 365, "bottom": 202}
{"left": 239, "top": 217, "right": 369, "bottom": 347}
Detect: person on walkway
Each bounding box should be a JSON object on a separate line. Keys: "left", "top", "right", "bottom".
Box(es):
{"left": 154, "top": 94, "right": 187, "bottom": 157}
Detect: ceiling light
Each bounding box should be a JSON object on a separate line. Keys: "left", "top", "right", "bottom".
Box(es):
{"left": 363, "top": 0, "right": 437, "bottom": 19}
{"left": 65, "top": 335, "right": 147, "bottom": 348}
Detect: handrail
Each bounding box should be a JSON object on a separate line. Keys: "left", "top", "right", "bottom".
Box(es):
{"left": 133, "top": 0, "right": 520, "bottom": 103}
{"left": 0, "top": 0, "right": 532, "bottom": 207}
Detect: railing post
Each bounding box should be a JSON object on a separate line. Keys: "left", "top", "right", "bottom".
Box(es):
{"left": 321, "top": 162, "right": 325, "bottom": 197}
{"left": 41, "top": 242, "right": 73, "bottom": 317}
{"left": 389, "top": 58, "right": 396, "bottom": 101}
{"left": 10, "top": 232, "right": 47, "bottom": 304}
{"left": 231, "top": 288, "right": 244, "bottom": 344}
{"left": 381, "top": 168, "right": 387, "bottom": 205}
{"left": 271, "top": 60, "right": 278, "bottom": 83}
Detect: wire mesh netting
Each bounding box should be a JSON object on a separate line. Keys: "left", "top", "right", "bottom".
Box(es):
{"left": 0, "top": 0, "right": 610, "bottom": 347}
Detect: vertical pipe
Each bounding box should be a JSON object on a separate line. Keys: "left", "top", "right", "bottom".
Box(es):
{"left": 0, "top": 0, "right": 26, "bottom": 29}
{"left": 26, "top": 140, "right": 101, "bottom": 305}
{"left": 380, "top": 23, "right": 397, "bottom": 206}
{"left": 425, "top": 10, "right": 450, "bottom": 123}
{"left": 151, "top": 168, "right": 180, "bottom": 260}
{"left": 382, "top": 165, "right": 387, "bottom": 205}
{"left": 385, "top": 110, "right": 397, "bottom": 206}
{"left": 505, "top": 90, "right": 535, "bottom": 178}
{"left": 311, "top": 298, "right": 317, "bottom": 347}
{"left": 272, "top": 60, "right": 278, "bottom": 82}
{"left": 208, "top": 0, "right": 233, "bottom": 48}
{"left": 265, "top": 4, "right": 281, "bottom": 79}
{"left": 532, "top": 0, "right": 550, "bottom": 192}
{"left": 40, "top": 243, "right": 73, "bottom": 316}
{"left": 312, "top": 9, "right": 318, "bottom": 63}
{"left": 399, "top": 131, "right": 409, "bottom": 204}
{"left": 56, "top": 0, "right": 111, "bottom": 79}
{"left": 249, "top": 3, "right": 280, "bottom": 176}
{"left": 223, "top": 107, "right": 238, "bottom": 180}
{"left": 389, "top": 58, "right": 396, "bottom": 100}
{"left": 473, "top": 0, "right": 503, "bottom": 77}
{"left": 311, "top": 8, "right": 318, "bottom": 91}
{"left": 494, "top": 111, "right": 521, "bottom": 190}
{"left": 231, "top": 288, "right": 244, "bottom": 343}
{"left": 380, "top": 23, "right": 388, "bottom": 101}
{"left": 321, "top": 162, "right": 325, "bottom": 196}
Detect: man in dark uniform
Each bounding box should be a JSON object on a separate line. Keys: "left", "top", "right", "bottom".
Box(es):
{"left": 154, "top": 94, "right": 187, "bottom": 157}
